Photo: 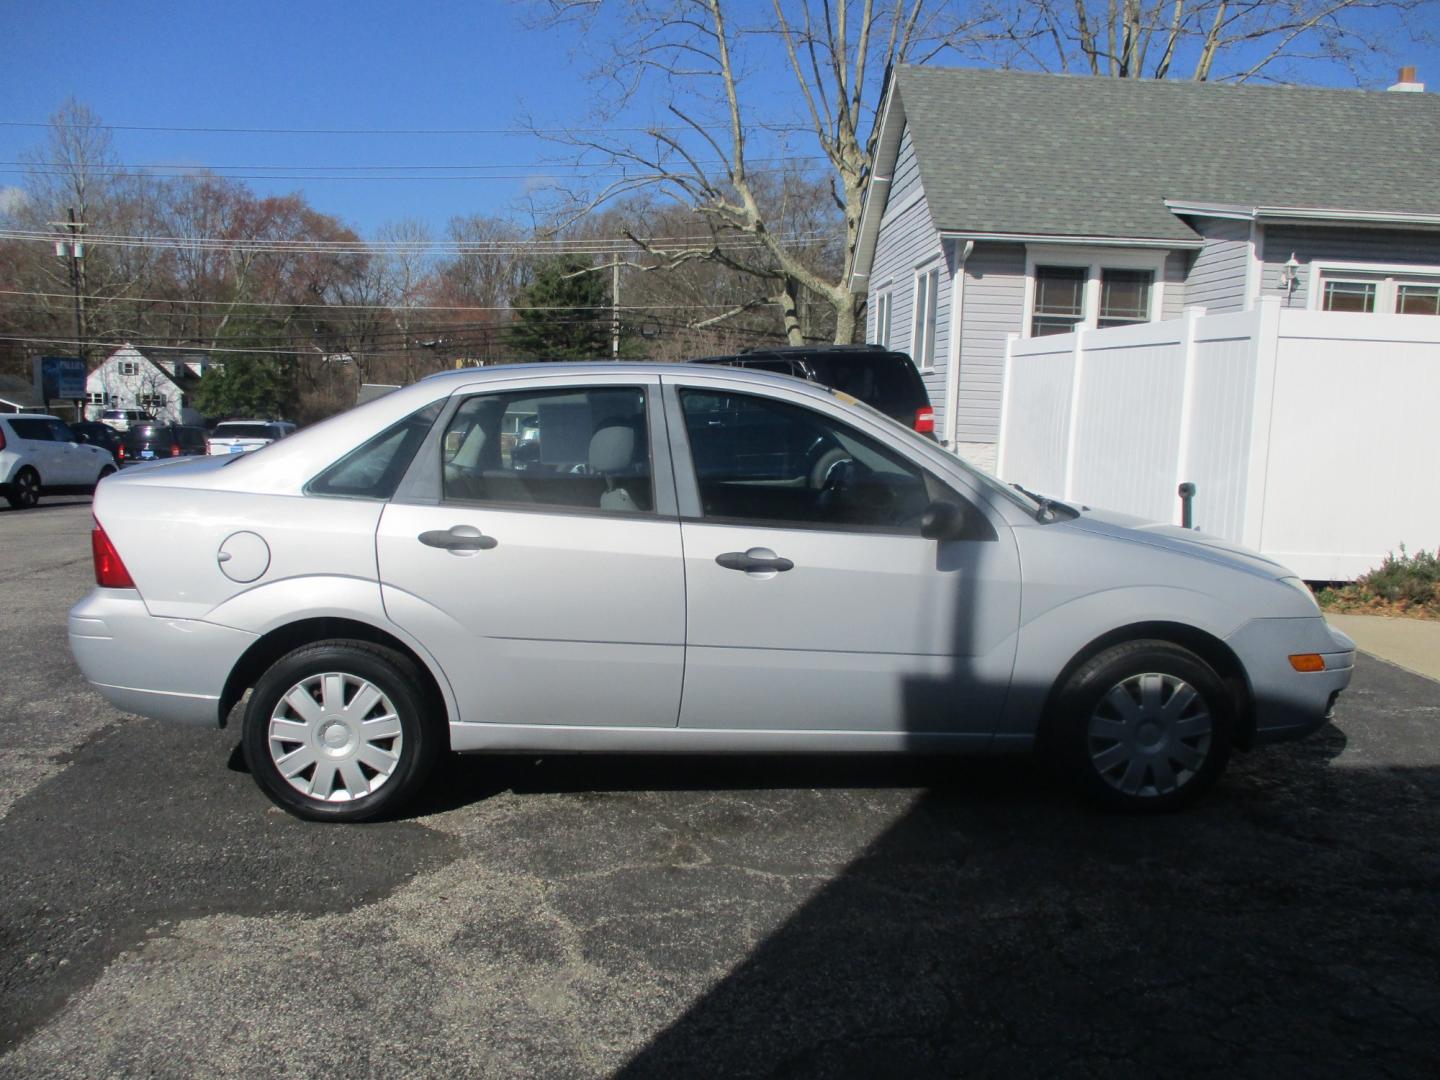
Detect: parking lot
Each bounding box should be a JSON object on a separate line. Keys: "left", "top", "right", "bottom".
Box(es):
{"left": 2, "top": 498, "right": 1439, "bottom": 1077}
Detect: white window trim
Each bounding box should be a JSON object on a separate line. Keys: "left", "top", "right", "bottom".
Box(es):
{"left": 871, "top": 288, "right": 894, "bottom": 347}
{"left": 1022, "top": 245, "right": 1167, "bottom": 338}
{"left": 1305, "top": 259, "right": 1440, "bottom": 313}
{"left": 911, "top": 261, "right": 941, "bottom": 370}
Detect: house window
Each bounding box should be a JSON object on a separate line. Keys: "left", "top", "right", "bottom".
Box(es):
{"left": 1032, "top": 266, "right": 1087, "bottom": 336}
{"left": 139, "top": 393, "right": 167, "bottom": 409}
{"left": 119, "top": 360, "right": 139, "bottom": 376}
{"left": 912, "top": 266, "right": 939, "bottom": 369}
{"left": 1322, "top": 279, "right": 1377, "bottom": 313}
{"left": 86, "top": 392, "right": 107, "bottom": 406}
{"left": 873, "top": 291, "right": 893, "bottom": 347}
{"left": 1312, "top": 264, "right": 1440, "bottom": 315}
{"left": 1396, "top": 283, "right": 1440, "bottom": 316}
{"left": 1097, "top": 269, "right": 1154, "bottom": 327}
{"left": 1025, "top": 248, "right": 1165, "bottom": 338}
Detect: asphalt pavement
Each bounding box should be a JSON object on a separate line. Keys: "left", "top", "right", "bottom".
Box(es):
{"left": 2, "top": 498, "right": 1439, "bottom": 1078}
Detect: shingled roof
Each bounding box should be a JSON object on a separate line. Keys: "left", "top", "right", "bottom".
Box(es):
{"left": 863, "top": 65, "right": 1440, "bottom": 255}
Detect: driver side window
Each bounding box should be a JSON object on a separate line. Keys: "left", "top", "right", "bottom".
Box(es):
{"left": 678, "top": 389, "right": 940, "bottom": 533}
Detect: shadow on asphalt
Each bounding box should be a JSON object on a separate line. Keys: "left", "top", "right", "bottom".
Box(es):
{"left": 0, "top": 718, "right": 460, "bottom": 1050}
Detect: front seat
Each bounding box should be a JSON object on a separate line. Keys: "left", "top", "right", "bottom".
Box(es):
{"left": 589, "top": 420, "right": 647, "bottom": 512}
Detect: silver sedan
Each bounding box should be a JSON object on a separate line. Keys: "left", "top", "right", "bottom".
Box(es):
{"left": 68, "top": 363, "right": 1354, "bottom": 820}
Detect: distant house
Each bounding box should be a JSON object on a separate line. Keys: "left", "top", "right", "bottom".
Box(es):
{"left": 849, "top": 65, "right": 1440, "bottom": 467}
{"left": 85, "top": 344, "right": 212, "bottom": 423}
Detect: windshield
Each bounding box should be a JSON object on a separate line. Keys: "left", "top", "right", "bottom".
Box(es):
{"left": 214, "top": 423, "right": 276, "bottom": 439}
{"left": 833, "top": 393, "right": 1043, "bottom": 513}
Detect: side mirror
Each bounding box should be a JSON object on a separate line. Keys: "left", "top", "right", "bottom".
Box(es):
{"left": 920, "top": 500, "right": 968, "bottom": 541}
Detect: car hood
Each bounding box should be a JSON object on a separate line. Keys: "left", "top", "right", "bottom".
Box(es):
{"left": 1061, "top": 507, "right": 1293, "bottom": 580}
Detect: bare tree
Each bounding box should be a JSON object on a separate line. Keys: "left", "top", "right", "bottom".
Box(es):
{"left": 528, "top": 0, "right": 964, "bottom": 345}
{"left": 962, "top": 0, "right": 1435, "bottom": 82}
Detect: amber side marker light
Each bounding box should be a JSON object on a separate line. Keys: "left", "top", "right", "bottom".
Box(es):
{"left": 1289, "top": 653, "right": 1326, "bottom": 673}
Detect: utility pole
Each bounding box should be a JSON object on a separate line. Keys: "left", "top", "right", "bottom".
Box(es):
{"left": 53, "top": 208, "right": 88, "bottom": 365}
{"left": 611, "top": 255, "right": 620, "bottom": 360}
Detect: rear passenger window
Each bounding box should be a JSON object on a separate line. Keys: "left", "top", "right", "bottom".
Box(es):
{"left": 441, "top": 386, "right": 652, "bottom": 514}
{"left": 309, "top": 403, "right": 441, "bottom": 499}
{"left": 9, "top": 419, "right": 52, "bottom": 440}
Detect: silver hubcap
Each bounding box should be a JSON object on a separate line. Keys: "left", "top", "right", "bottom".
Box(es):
{"left": 268, "top": 672, "right": 403, "bottom": 803}
{"left": 1087, "top": 673, "right": 1212, "bottom": 798}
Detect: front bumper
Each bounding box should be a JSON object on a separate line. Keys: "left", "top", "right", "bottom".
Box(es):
{"left": 68, "top": 589, "right": 258, "bottom": 726}
{"left": 1227, "top": 617, "right": 1355, "bottom": 745}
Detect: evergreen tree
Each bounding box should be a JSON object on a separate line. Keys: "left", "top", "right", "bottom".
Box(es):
{"left": 507, "top": 257, "right": 617, "bottom": 360}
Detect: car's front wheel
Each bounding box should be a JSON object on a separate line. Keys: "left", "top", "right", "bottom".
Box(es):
{"left": 1050, "top": 640, "right": 1233, "bottom": 812}
{"left": 6, "top": 467, "right": 40, "bottom": 510}
{"left": 242, "top": 640, "right": 441, "bottom": 822}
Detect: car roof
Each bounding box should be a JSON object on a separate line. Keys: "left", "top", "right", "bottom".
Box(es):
{"left": 4, "top": 413, "right": 61, "bottom": 421}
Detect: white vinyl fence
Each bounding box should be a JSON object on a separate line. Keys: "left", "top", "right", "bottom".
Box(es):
{"left": 996, "top": 297, "right": 1440, "bottom": 581}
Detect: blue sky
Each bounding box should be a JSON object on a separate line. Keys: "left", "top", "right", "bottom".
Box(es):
{"left": 2, "top": 0, "right": 1436, "bottom": 239}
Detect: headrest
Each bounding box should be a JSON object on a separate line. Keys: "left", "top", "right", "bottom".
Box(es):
{"left": 589, "top": 422, "right": 638, "bottom": 473}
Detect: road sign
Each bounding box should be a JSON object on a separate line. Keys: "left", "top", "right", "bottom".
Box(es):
{"left": 36, "top": 356, "right": 86, "bottom": 402}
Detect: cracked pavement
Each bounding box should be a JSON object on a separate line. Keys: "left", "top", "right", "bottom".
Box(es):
{"left": 2, "top": 500, "right": 1439, "bottom": 1077}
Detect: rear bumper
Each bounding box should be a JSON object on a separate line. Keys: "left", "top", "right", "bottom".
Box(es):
{"left": 1227, "top": 618, "right": 1356, "bottom": 745}
{"left": 68, "top": 589, "right": 257, "bottom": 727}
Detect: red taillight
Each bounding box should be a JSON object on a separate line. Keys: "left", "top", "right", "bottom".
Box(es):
{"left": 0, "top": 427, "right": 6, "bottom": 451}
{"left": 913, "top": 406, "right": 935, "bottom": 434}
{"left": 91, "top": 518, "right": 135, "bottom": 589}
{"left": 169, "top": 441, "right": 181, "bottom": 457}
{"left": 117, "top": 443, "right": 126, "bottom": 461}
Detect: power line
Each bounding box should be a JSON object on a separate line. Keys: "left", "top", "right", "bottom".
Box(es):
{"left": 4, "top": 154, "right": 824, "bottom": 171}
{"left": 0, "top": 121, "right": 724, "bottom": 135}
{"left": 0, "top": 288, "right": 788, "bottom": 314}
{"left": 0, "top": 227, "right": 834, "bottom": 256}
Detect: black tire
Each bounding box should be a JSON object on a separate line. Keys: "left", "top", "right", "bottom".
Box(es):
{"left": 1048, "top": 639, "right": 1233, "bottom": 812}
{"left": 242, "top": 640, "right": 442, "bottom": 822}
{"left": 6, "top": 467, "right": 40, "bottom": 510}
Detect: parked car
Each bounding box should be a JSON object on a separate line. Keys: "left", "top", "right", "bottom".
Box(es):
{"left": 99, "top": 408, "right": 154, "bottom": 434}
{"left": 69, "top": 363, "right": 1354, "bottom": 822}
{"left": 691, "top": 344, "right": 936, "bottom": 437}
{"left": 206, "top": 419, "right": 297, "bottom": 456}
{"left": 71, "top": 421, "right": 123, "bottom": 464}
{"left": 1, "top": 413, "right": 116, "bottom": 509}
{"left": 118, "top": 423, "right": 208, "bottom": 465}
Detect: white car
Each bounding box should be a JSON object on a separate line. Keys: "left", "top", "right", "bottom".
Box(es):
{"left": 99, "top": 408, "right": 153, "bottom": 434}
{"left": 206, "top": 420, "right": 296, "bottom": 456}
{"left": 1, "top": 414, "right": 116, "bottom": 510}
{"left": 67, "top": 364, "right": 1354, "bottom": 821}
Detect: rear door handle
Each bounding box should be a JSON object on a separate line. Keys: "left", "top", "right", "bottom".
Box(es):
{"left": 716, "top": 548, "right": 794, "bottom": 574}
{"left": 419, "top": 525, "right": 497, "bottom": 554}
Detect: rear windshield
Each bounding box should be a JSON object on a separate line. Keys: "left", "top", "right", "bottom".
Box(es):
{"left": 123, "top": 425, "right": 170, "bottom": 446}
{"left": 803, "top": 354, "right": 927, "bottom": 415}
{"left": 213, "top": 423, "right": 276, "bottom": 439}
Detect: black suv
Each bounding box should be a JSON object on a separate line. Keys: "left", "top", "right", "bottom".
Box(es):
{"left": 119, "top": 423, "right": 209, "bottom": 465}
{"left": 690, "top": 344, "right": 935, "bottom": 438}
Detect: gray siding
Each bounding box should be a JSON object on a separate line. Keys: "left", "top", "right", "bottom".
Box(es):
{"left": 955, "top": 243, "right": 1027, "bottom": 443}
{"left": 1162, "top": 249, "right": 1188, "bottom": 319}
{"left": 1260, "top": 225, "right": 1440, "bottom": 307}
{"left": 1183, "top": 217, "right": 1251, "bottom": 313}
{"left": 867, "top": 125, "right": 953, "bottom": 433}
{"left": 889, "top": 124, "right": 923, "bottom": 207}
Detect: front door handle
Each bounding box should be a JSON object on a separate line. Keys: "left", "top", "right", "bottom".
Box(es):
{"left": 418, "top": 525, "right": 497, "bottom": 553}
{"left": 716, "top": 548, "right": 794, "bottom": 574}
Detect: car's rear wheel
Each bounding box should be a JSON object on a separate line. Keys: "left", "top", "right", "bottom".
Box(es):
{"left": 6, "top": 467, "right": 40, "bottom": 510}
{"left": 242, "top": 640, "right": 441, "bottom": 822}
{"left": 1049, "top": 639, "right": 1233, "bottom": 812}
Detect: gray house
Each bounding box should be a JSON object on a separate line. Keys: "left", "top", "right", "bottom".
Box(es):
{"left": 850, "top": 65, "right": 1440, "bottom": 466}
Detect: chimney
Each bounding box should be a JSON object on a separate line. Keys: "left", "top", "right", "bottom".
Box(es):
{"left": 1388, "top": 66, "right": 1424, "bottom": 92}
